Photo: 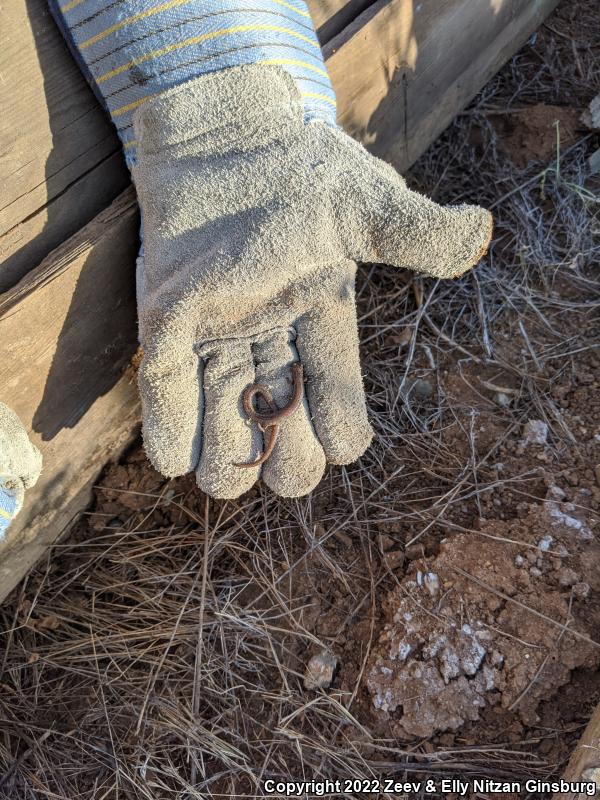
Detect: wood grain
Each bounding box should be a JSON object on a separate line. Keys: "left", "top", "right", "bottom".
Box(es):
{"left": 553, "top": 699, "right": 600, "bottom": 799}
{"left": 0, "top": 190, "right": 140, "bottom": 603}
{"left": 0, "top": 0, "right": 130, "bottom": 291}
{"left": 0, "top": 0, "right": 360, "bottom": 292}
{"left": 325, "top": 0, "right": 561, "bottom": 171}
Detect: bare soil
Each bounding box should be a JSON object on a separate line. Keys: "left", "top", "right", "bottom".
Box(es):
{"left": 0, "top": 1, "right": 599, "bottom": 798}
{"left": 492, "top": 104, "right": 583, "bottom": 168}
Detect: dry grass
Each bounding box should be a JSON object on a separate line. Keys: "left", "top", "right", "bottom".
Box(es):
{"left": 1, "top": 4, "right": 599, "bottom": 799}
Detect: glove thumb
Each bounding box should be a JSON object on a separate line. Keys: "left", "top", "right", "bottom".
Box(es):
{"left": 340, "top": 143, "right": 492, "bottom": 279}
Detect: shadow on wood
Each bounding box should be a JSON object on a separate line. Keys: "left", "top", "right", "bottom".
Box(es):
{"left": 326, "top": 0, "right": 561, "bottom": 173}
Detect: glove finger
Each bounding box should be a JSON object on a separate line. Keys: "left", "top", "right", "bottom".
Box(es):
{"left": 295, "top": 284, "right": 373, "bottom": 465}
{"left": 138, "top": 341, "right": 203, "bottom": 477}
{"left": 253, "top": 330, "right": 326, "bottom": 498}
{"left": 196, "top": 340, "right": 262, "bottom": 499}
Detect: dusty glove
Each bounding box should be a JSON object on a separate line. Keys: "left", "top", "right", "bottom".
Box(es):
{"left": 133, "top": 65, "right": 492, "bottom": 498}
{"left": 0, "top": 403, "right": 42, "bottom": 536}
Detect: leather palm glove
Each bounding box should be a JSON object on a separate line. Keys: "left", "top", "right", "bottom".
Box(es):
{"left": 133, "top": 66, "right": 492, "bottom": 498}
{"left": 0, "top": 403, "right": 42, "bottom": 536}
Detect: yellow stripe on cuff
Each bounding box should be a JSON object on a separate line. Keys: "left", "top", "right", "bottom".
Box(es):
{"left": 113, "top": 94, "right": 159, "bottom": 117}
{"left": 301, "top": 90, "right": 336, "bottom": 106}
{"left": 259, "top": 57, "right": 329, "bottom": 79}
{"left": 97, "top": 24, "right": 320, "bottom": 83}
{"left": 80, "top": 0, "right": 196, "bottom": 49}
{"left": 264, "top": 0, "right": 311, "bottom": 18}
{"left": 80, "top": 0, "right": 311, "bottom": 49}
{"left": 0, "top": 508, "right": 13, "bottom": 521}
{"left": 59, "top": 0, "right": 84, "bottom": 11}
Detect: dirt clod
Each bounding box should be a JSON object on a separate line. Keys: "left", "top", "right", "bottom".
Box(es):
{"left": 366, "top": 499, "right": 600, "bottom": 738}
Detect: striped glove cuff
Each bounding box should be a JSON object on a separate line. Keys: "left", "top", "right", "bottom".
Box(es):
{"left": 49, "top": 0, "right": 337, "bottom": 165}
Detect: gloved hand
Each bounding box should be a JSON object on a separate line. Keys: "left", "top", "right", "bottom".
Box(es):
{"left": 133, "top": 65, "right": 492, "bottom": 498}
{"left": 0, "top": 403, "right": 42, "bottom": 536}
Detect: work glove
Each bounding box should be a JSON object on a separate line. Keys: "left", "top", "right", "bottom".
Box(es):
{"left": 0, "top": 403, "right": 42, "bottom": 536}
{"left": 133, "top": 65, "right": 492, "bottom": 499}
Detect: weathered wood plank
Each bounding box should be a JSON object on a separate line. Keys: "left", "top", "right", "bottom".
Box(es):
{"left": 0, "top": 0, "right": 130, "bottom": 291}
{"left": 325, "top": 0, "right": 561, "bottom": 171}
{"left": 0, "top": 190, "right": 140, "bottom": 602}
{"left": 312, "top": 0, "right": 375, "bottom": 44}
{"left": 0, "top": 153, "right": 130, "bottom": 292}
{"left": 553, "top": 695, "right": 600, "bottom": 799}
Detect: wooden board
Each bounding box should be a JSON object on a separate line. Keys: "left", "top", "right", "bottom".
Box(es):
{"left": 0, "top": 0, "right": 561, "bottom": 602}
{"left": 0, "top": 190, "right": 140, "bottom": 602}
{"left": 324, "top": 0, "right": 562, "bottom": 171}
{"left": 0, "top": 0, "right": 130, "bottom": 292}
{"left": 554, "top": 699, "right": 600, "bottom": 799}
{"left": 312, "top": 0, "right": 374, "bottom": 44}
{"left": 0, "top": 0, "right": 359, "bottom": 293}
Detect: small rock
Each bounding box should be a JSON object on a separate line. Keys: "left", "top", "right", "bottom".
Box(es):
{"left": 582, "top": 93, "right": 600, "bottom": 129}
{"left": 378, "top": 534, "right": 395, "bottom": 552}
{"left": 384, "top": 550, "right": 405, "bottom": 571}
{"left": 409, "top": 378, "right": 433, "bottom": 402}
{"left": 547, "top": 485, "right": 566, "bottom": 501}
{"left": 522, "top": 420, "right": 549, "bottom": 445}
{"left": 494, "top": 392, "right": 512, "bottom": 408}
{"left": 530, "top": 567, "right": 542, "bottom": 578}
{"left": 491, "top": 650, "right": 504, "bottom": 667}
{"left": 545, "top": 501, "right": 593, "bottom": 541}
{"left": 424, "top": 572, "right": 440, "bottom": 597}
{"left": 387, "top": 328, "right": 412, "bottom": 347}
{"left": 558, "top": 568, "right": 580, "bottom": 588}
{"left": 573, "top": 582, "right": 591, "bottom": 599}
{"left": 303, "top": 651, "right": 338, "bottom": 690}
{"left": 515, "top": 555, "right": 525, "bottom": 567}
{"left": 537, "top": 535, "right": 553, "bottom": 552}
{"left": 581, "top": 766, "right": 600, "bottom": 786}
{"left": 405, "top": 544, "right": 424, "bottom": 561}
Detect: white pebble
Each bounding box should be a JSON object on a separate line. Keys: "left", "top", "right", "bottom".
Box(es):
{"left": 522, "top": 420, "right": 549, "bottom": 445}
{"left": 303, "top": 651, "right": 338, "bottom": 690}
